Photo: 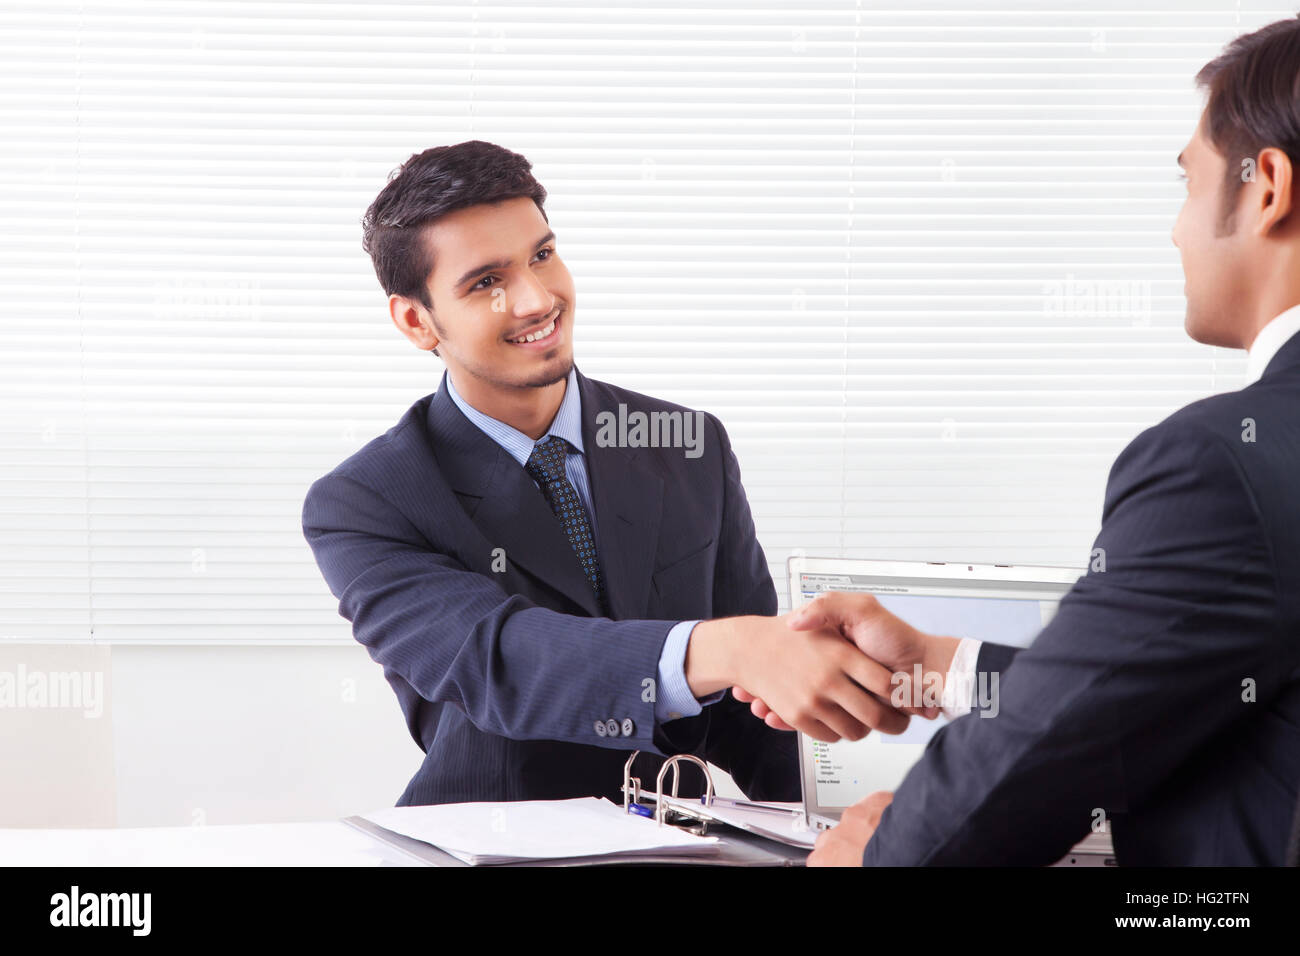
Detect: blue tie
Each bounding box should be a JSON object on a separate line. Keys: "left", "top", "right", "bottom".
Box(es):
{"left": 525, "top": 436, "right": 607, "bottom": 614}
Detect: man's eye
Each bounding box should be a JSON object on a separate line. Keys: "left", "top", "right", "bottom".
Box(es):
{"left": 472, "top": 275, "right": 496, "bottom": 291}
{"left": 535, "top": 246, "right": 554, "bottom": 262}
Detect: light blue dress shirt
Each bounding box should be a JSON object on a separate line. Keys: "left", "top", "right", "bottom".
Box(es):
{"left": 445, "top": 368, "right": 714, "bottom": 723}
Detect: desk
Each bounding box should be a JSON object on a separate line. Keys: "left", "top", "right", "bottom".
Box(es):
{"left": 0, "top": 821, "right": 421, "bottom": 867}
{"left": 0, "top": 818, "right": 808, "bottom": 867}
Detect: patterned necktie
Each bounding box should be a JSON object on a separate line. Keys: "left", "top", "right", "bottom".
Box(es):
{"left": 524, "top": 436, "right": 607, "bottom": 613}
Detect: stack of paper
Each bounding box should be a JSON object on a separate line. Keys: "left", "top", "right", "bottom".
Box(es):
{"left": 360, "top": 797, "right": 719, "bottom": 866}
{"left": 657, "top": 796, "right": 818, "bottom": 848}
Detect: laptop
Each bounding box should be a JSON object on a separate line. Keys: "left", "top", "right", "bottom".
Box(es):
{"left": 787, "top": 556, "right": 1115, "bottom": 865}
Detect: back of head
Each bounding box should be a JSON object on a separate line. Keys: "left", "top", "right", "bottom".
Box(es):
{"left": 1196, "top": 16, "right": 1300, "bottom": 229}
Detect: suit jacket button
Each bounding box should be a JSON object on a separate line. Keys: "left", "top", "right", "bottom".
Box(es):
{"left": 605, "top": 718, "right": 620, "bottom": 737}
{"left": 621, "top": 718, "right": 635, "bottom": 737}
{"left": 594, "top": 720, "right": 607, "bottom": 737}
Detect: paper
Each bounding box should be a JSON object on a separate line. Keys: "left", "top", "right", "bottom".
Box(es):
{"left": 360, "top": 797, "right": 719, "bottom": 865}
{"left": 658, "top": 796, "right": 819, "bottom": 848}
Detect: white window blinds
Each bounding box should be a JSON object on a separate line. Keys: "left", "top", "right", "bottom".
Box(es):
{"left": 1, "top": 1, "right": 1278, "bottom": 643}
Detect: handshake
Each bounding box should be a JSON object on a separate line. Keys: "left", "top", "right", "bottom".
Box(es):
{"left": 684, "top": 592, "right": 963, "bottom": 742}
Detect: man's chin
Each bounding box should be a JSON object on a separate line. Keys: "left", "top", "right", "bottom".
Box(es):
{"left": 517, "top": 355, "right": 573, "bottom": 389}
{"left": 1184, "top": 308, "right": 1241, "bottom": 348}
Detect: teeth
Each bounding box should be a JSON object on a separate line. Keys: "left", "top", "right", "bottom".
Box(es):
{"left": 511, "top": 318, "right": 556, "bottom": 343}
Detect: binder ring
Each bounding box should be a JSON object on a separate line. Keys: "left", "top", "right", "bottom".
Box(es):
{"left": 620, "top": 750, "right": 717, "bottom": 827}
{"left": 653, "top": 754, "right": 715, "bottom": 826}
{"left": 621, "top": 750, "right": 642, "bottom": 811}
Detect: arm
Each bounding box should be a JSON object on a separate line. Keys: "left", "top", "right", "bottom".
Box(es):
{"left": 974, "top": 641, "right": 1019, "bottom": 675}
{"left": 303, "top": 471, "right": 682, "bottom": 753}
{"left": 943, "top": 640, "right": 1018, "bottom": 717}
{"left": 304, "top": 468, "right": 891, "bottom": 759}
{"left": 863, "top": 422, "right": 1285, "bottom": 865}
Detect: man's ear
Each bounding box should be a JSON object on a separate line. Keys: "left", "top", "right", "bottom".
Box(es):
{"left": 1252, "top": 146, "right": 1295, "bottom": 237}
{"left": 388, "top": 294, "right": 440, "bottom": 352}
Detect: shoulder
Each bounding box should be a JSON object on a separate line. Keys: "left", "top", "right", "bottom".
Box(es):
{"left": 579, "top": 373, "right": 732, "bottom": 462}
{"left": 1160, "top": 383, "right": 1267, "bottom": 443}
{"left": 1103, "top": 388, "right": 1263, "bottom": 526}
{"left": 1115, "top": 384, "right": 1266, "bottom": 469}
{"left": 305, "top": 393, "right": 436, "bottom": 502}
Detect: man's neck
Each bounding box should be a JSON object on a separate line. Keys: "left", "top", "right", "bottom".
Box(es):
{"left": 1245, "top": 293, "right": 1300, "bottom": 352}
{"left": 447, "top": 369, "right": 568, "bottom": 440}
{"left": 1243, "top": 249, "right": 1300, "bottom": 350}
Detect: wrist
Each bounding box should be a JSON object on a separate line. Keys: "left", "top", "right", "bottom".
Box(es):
{"left": 683, "top": 617, "right": 744, "bottom": 698}
{"left": 922, "top": 634, "right": 962, "bottom": 687}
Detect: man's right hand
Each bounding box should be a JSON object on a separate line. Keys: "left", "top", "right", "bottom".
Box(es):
{"left": 732, "top": 593, "right": 961, "bottom": 732}
{"left": 683, "top": 613, "right": 910, "bottom": 743}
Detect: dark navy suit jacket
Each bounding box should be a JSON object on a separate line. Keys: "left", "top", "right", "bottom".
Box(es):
{"left": 865, "top": 334, "right": 1300, "bottom": 866}
{"left": 303, "top": 368, "right": 798, "bottom": 806}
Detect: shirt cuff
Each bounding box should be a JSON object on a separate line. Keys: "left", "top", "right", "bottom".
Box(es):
{"left": 655, "top": 620, "right": 721, "bottom": 722}
{"left": 939, "top": 638, "right": 983, "bottom": 719}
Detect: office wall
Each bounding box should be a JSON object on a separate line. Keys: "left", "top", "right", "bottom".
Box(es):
{"left": 0, "top": 644, "right": 744, "bottom": 827}
{"left": 3, "top": 1, "right": 1274, "bottom": 648}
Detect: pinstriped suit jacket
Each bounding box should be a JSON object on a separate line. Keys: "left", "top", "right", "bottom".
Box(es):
{"left": 303, "top": 368, "right": 798, "bottom": 806}
{"left": 864, "top": 335, "right": 1300, "bottom": 866}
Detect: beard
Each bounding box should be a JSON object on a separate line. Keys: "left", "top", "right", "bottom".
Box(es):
{"left": 453, "top": 349, "right": 573, "bottom": 393}
{"left": 515, "top": 355, "right": 573, "bottom": 389}
{"left": 431, "top": 304, "right": 574, "bottom": 391}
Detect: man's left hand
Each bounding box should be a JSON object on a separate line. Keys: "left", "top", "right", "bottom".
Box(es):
{"left": 806, "top": 791, "right": 893, "bottom": 866}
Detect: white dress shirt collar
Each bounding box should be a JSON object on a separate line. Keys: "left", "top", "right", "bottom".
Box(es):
{"left": 1244, "top": 303, "right": 1300, "bottom": 386}
{"left": 443, "top": 366, "right": 585, "bottom": 468}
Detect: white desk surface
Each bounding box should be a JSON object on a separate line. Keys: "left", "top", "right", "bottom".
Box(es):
{"left": 0, "top": 820, "right": 422, "bottom": 867}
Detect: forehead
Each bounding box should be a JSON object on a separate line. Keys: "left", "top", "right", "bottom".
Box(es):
{"left": 422, "top": 197, "right": 548, "bottom": 283}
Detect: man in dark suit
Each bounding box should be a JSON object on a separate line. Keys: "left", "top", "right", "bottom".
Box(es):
{"left": 738, "top": 18, "right": 1300, "bottom": 865}
{"left": 302, "top": 142, "right": 901, "bottom": 807}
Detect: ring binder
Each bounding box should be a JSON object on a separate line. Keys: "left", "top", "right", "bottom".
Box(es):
{"left": 615, "top": 752, "right": 814, "bottom": 862}
{"left": 621, "top": 750, "right": 715, "bottom": 829}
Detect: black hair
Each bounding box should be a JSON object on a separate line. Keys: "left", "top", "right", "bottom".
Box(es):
{"left": 361, "top": 140, "right": 549, "bottom": 311}
{"left": 1196, "top": 17, "right": 1300, "bottom": 230}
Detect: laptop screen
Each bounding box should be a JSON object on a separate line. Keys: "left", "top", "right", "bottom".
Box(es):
{"left": 788, "top": 559, "right": 1079, "bottom": 819}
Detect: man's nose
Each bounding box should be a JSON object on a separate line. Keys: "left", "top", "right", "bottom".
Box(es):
{"left": 513, "top": 269, "right": 554, "bottom": 317}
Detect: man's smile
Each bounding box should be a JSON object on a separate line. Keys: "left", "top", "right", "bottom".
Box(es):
{"left": 506, "top": 308, "right": 563, "bottom": 347}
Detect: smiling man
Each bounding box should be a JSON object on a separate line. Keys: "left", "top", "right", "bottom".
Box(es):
{"left": 302, "top": 141, "right": 903, "bottom": 808}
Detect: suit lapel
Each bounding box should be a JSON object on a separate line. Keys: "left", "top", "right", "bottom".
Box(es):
{"left": 426, "top": 375, "right": 601, "bottom": 617}
{"left": 578, "top": 371, "right": 664, "bottom": 619}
